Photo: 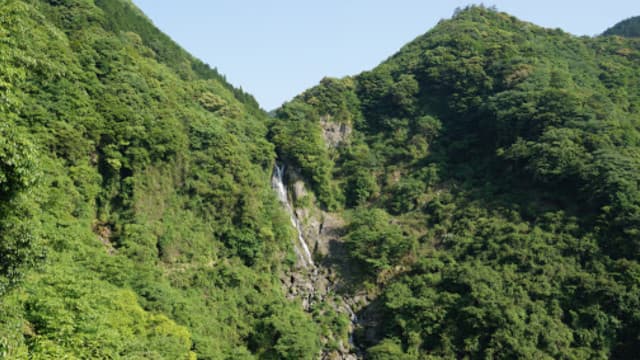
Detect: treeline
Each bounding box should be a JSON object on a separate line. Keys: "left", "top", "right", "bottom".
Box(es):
{"left": 604, "top": 16, "right": 640, "bottom": 38}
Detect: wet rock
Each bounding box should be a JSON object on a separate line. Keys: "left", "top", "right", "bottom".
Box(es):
{"left": 274, "top": 164, "right": 366, "bottom": 359}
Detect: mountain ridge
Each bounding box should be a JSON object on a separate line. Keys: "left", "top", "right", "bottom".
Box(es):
{"left": 0, "top": 2, "right": 639, "bottom": 359}
{"left": 603, "top": 15, "right": 640, "bottom": 38}
{"left": 271, "top": 5, "right": 640, "bottom": 358}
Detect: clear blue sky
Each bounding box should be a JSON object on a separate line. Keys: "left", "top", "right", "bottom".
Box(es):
{"left": 131, "top": 1, "right": 639, "bottom": 110}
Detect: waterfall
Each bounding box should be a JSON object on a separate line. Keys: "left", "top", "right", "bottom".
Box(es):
{"left": 272, "top": 164, "right": 314, "bottom": 268}
{"left": 272, "top": 163, "right": 361, "bottom": 358}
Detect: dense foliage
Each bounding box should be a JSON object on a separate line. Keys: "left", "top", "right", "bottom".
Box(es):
{"left": 0, "top": 0, "right": 321, "bottom": 358}
{"left": 274, "top": 6, "right": 640, "bottom": 359}
{"left": 3, "top": 1, "right": 640, "bottom": 358}
{"left": 603, "top": 16, "right": 640, "bottom": 38}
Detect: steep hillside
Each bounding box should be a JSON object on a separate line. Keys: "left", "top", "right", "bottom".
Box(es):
{"left": 0, "top": 0, "right": 324, "bottom": 358}
{"left": 272, "top": 6, "right": 640, "bottom": 359}
{"left": 3, "top": 2, "right": 640, "bottom": 359}
{"left": 604, "top": 16, "right": 640, "bottom": 38}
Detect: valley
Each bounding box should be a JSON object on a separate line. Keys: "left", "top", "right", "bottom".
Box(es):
{"left": 1, "top": 1, "right": 640, "bottom": 359}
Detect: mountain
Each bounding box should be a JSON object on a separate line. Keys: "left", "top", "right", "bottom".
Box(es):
{"left": 0, "top": 0, "right": 323, "bottom": 358}
{"left": 603, "top": 16, "right": 640, "bottom": 37}
{"left": 271, "top": 6, "right": 640, "bottom": 359}
{"left": 2, "top": 1, "right": 640, "bottom": 359}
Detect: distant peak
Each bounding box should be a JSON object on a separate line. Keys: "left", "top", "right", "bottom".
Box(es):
{"left": 603, "top": 15, "right": 640, "bottom": 37}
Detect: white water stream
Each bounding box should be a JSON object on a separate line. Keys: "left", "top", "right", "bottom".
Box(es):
{"left": 272, "top": 163, "right": 361, "bottom": 358}
{"left": 272, "top": 164, "right": 314, "bottom": 268}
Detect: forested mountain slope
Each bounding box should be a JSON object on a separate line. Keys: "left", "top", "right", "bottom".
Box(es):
{"left": 272, "top": 6, "right": 640, "bottom": 359}
{"left": 2, "top": 1, "right": 640, "bottom": 359}
{"left": 0, "top": 0, "right": 323, "bottom": 358}
{"left": 604, "top": 16, "right": 640, "bottom": 38}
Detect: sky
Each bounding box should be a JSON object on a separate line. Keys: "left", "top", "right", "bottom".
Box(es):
{"left": 131, "top": 1, "right": 640, "bottom": 110}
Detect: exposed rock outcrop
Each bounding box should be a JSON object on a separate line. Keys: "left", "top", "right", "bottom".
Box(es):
{"left": 320, "top": 116, "right": 351, "bottom": 149}
{"left": 273, "top": 165, "right": 364, "bottom": 359}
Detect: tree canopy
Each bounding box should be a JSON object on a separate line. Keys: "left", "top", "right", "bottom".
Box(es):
{"left": 273, "top": 5, "right": 640, "bottom": 358}
{"left": 1, "top": 1, "right": 640, "bottom": 359}
{"left": 0, "top": 0, "right": 321, "bottom": 358}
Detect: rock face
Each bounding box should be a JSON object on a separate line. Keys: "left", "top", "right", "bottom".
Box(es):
{"left": 320, "top": 116, "right": 351, "bottom": 149}
{"left": 275, "top": 166, "right": 366, "bottom": 359}
{"left": 273, "top": 114, "right": 372, "bottom": 359}
{"left": 273, "top": 164, "right": 315, "bottom": 268}
{"left": 292, "top": 179, "right": 344, "bottom": 258}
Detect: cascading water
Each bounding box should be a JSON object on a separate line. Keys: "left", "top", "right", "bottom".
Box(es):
{"left": 272, "top": 164, "right": 314, "bottom": 268}
{"left": 272, "top": 163, "right": 361, "bottom": 359}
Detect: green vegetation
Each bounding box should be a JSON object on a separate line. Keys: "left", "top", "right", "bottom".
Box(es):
{"left": 273, "top": 6, "right": 640, "bottom": 358}
{"left": 270, "top": 101, "right": 339, "bottom": 209}
{"left": 0, "top": 0, "right": 321, "bottom": 358}
{"left": 345, "top": 209, "right": 414, "bottom": 275}
{"left": 2, "top": 1, "right": 640, "bottom": 358}
{"left": 603, "top": 16, "right": 640, "bottom": 38}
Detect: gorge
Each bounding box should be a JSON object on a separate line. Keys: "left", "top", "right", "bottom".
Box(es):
{"left": 1, "top": 1, "right": 640, "bottom": 359}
